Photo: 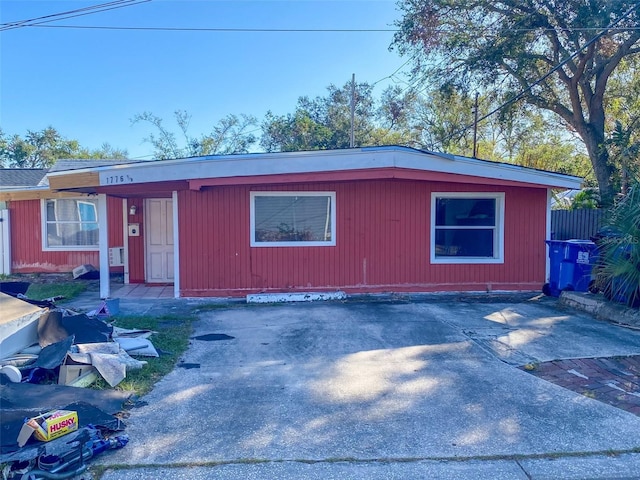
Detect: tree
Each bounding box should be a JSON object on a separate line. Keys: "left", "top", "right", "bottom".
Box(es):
{"left": 260, "top": 80, "right": 420, "bottom": 152}
{"left": 608, "top": 120, "right": 640, "bottom": 194}
{"left": 132, "top": 111, "right": 258, "bottom": 160}
{"left": 392, "top": 0, "right": 640, "bottom": 205}
{"left": 0, "top": 127, "right": 127, "bottom": 168}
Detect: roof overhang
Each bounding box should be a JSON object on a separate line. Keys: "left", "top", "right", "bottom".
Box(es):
{"left": 0, "top": 186, "right": 93, "bottom": 201}
{"left": 45, "top": 146, "right": 583, "bottom": 192}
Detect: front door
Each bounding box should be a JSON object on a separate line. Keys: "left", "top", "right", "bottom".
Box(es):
{"left": 145, "top": 198, "right": 174, "bottom": 283}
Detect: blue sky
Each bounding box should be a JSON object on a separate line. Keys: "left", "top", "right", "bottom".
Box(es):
{"left": 1, "top": 0, "right": 412, "bottom": 159}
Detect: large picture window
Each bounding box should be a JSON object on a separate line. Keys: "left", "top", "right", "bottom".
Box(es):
{"left": 250, "top": 192, "right": 336, "bottom": 247}
{"left": 431, "top": 192, "right": 504, "bottom": 264}
{"left": 42, "top": 198, "right": 99, "bottom": 250}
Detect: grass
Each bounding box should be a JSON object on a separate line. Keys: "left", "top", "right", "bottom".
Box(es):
{"left": 26, "top": 282, "right": 87, "bottom": 301}
{"left": 94, "top": 313, "right": 196, "bottom": 397}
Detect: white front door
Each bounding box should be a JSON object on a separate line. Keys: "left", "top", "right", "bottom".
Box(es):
{"left": 145, "top": 198, "right": 174, "bottom": 283}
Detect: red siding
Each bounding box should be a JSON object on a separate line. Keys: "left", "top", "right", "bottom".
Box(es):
{"left": 127, "top": 198, "right": 145, "bottom": 283}
{"left": 9, "top": 197, "right": 124, "bottom": 274}
{"left": 177, "top": 179, "right": 547, "bottom": 297}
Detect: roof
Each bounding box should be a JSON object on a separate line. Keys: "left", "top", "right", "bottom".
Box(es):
{"left": 0, "top": 160, "right": 134, "bottom": 201}
{"left": 0, "top": 169, "right": 47, "bottom": 187}
{"left": 38, "top": 159, "right": 134, "bottom": 186}
{"left": 46, "top": 146, "right": 583, "bottom": 192}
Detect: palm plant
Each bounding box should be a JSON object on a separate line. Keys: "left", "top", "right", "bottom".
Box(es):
{"left": 594, "top": 178, "right": 640, "bottom": 308}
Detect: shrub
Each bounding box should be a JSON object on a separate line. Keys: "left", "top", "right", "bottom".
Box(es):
{"left": 593, "top": 181, "right": 640, "bottom": 308}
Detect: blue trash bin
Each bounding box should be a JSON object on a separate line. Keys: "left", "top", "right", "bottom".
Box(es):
{"left": 544, "top": 240, "right": 567, "bottom": 296}
{"left": 544, "top": 239, "right": 598, "bottom": 296}
{"left": 558, "top": 240, "right": 598, "bottom": 292}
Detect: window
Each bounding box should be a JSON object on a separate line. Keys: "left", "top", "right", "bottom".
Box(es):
{"left": 250, "top": 192, "right": 336, "bottom": 247}
{"left": 42, "top": 198, "right": 99, "bottom": 250}
{"left": 431, "top": 192, "right": 504, "bottom": 264}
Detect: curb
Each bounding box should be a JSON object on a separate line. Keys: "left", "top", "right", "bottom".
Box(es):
{"left": 560, "top": 291, "right": 640, "bottom": 328}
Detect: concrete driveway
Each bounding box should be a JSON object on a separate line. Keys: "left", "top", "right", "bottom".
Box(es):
{"left": 99, "top": 296, "right": 640, "bottom": 479}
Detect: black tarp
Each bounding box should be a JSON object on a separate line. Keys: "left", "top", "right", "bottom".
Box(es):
{"left": 0, "top": 374, "right": 130, "bottom": 456}
{"left": 37, "top": 311, "right": 112, "bottom": 347}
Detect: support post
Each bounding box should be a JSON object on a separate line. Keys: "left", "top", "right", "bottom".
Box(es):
{"left": 172, "top": 191, "right": 180, "bottom": 298}
{"left": 98, "top": 194, "right": 110, "bottom": 299}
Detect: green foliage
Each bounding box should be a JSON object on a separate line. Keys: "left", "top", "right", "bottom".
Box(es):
{"left": 259, "top": 80, "right": 420, "bottom": 152}
{"left": 391, "top": 0, "right": 640, "bottom": 204}
{"left": 570, "top": 189, "right": 600, "bottom": 210}
{"left": 132, "top": 111, "right": 257, "bottom": 160}
{"left": 607, "top": 120, "right": 640, "bottom": 194}
{"left": 25, "top": 282, "right": 87, "bottom": 301}
{"left": 594, "top": 179, "right": 640, "bottom": 308}
{"left": 0, "top": 127, "right": 127, "bottom": 168}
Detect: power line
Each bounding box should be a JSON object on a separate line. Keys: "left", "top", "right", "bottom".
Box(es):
{"left": 0, "top": 0, "right": 151, "bottom": 32}
{"left": 11, "top": 24, "right": 640, "bottom": 34}
{"left": 30, "top": 25, "right": 397, "bottom": 32}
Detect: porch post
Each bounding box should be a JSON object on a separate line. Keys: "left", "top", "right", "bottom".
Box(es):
{"left": 545, "top": 189, "right": 552, "bottom": 283}
{"left": 98, "top": 194, "right": 110, "bottom": 299}
{"left": 172, "top": 191, "right": 180, "bottom": 298}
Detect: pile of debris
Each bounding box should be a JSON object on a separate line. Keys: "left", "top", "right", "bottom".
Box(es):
{"left": 0, "top": 282, "right": 157, "bottom": 479}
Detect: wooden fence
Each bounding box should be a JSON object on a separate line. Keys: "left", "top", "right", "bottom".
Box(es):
{"left": 551, "top": 208, "right": 604, "bottom": 240}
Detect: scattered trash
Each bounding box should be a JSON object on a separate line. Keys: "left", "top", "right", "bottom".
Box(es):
{"left": 72, "top": 264, "right": 99, "bottom": 280}
{"left": 0, "top": 281, "right": 30, "bottom": 296}
{"left": 38, "top": 311, "right": 112, "bottom": 347}
{"left": 0, "top": 365, "right": 21, "bottom": 383}
{"left": 18, "top": 410, "right": 79, "bottom": 447}
{"left": 0, "top": 292, "right": 43, "bottom": 358}
{"left": 33, "top": 336, "right": 74, "bottom": 370}
{"left": 87, "top": 298, "right": 120, "bottom": 318}
{"left": 114, "top": 337, "right": 159, "bottom": 357}
{"left": 7, "top": 425, "right": 128, "bottom": 479}
{"left": 0, "top": 289, "right": 159, "bottom": 477}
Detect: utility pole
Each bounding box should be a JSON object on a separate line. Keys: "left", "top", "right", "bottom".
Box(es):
{"left": 350, "top": 73, "right": 355, "bottom": 148}
{"left": 472, "top": 91, "right": 479, "bottom": 158}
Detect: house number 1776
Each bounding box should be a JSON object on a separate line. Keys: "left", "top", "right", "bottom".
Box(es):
{"left": 105, "top": 175, "right": 134, "bottom": 184}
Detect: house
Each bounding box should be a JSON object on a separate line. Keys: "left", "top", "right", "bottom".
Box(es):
{"left": 0, "top": 160, "right": 130, "bottom": 276}
{"left": 1, "top": 146, "right": 582, "bottom": 298}
{"left": 0, "top": 168, "right": 48, "bottom": 188}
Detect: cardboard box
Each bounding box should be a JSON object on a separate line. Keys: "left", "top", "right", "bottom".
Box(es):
{"left": 59, "top": 364, "right": 98, "bottom": 387}
{"left": 72, "top": 264, "right": 98, "bottom": 279}
{"left": 58, "top": 353, "right": 98, "bottom": 387}
{"left": 17, "top": 410, "right": 78, "bottom": 447}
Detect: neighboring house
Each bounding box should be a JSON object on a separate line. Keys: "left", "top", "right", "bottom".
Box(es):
{"left": 1, "top": 147, "right": 582, "bottom": 298}
{"left": 0, "top": 168, "right": 48, "bottom": 188}
{"left": 0, "top": 160, "right": 130, "bottom": 275}
{"left": 0, "top": 169, "right": 47, "bottom": 275}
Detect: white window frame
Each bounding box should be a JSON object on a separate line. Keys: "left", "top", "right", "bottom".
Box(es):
{"left": 41, "top": 198, "right": 100, "bottom": 251}
{"left": 250, "top": 191, "right": 337, "bottom": 247}
{"left": 430, "top": 192, "right": 504, "bottom": 264}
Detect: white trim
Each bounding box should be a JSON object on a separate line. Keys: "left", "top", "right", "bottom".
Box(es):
{"left": 47, "top": 147, "right": 583, "bottom": 190}
{"left": 172, "top": 191, "right": 180, "bottom": 298}
{"left": 98, "top": 194, "right": 110, "bottom": 299}
{"left": 0, "top": 209, "right": 11, "bottom": 275}
{"left": 430, "top": 192, "right": 505, "bottom": 264}
{"left": 40, "top": 198, "right": 99, "bottom": 252}
{"left": 247, "top": 291, "right": 347, "bottom": 303}
{"left": 250, "top": 191, "right": 337, "bottom": 247}
{"left": 122, "top": 199, "right": 130, "bottom": 284}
